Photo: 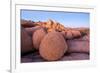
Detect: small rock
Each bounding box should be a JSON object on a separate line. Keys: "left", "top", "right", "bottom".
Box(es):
{"left": 65, "top": 31, "right": 73, "bottom": 39}
{"left": 71, "top": 30, "right": 81, "bottom": 38}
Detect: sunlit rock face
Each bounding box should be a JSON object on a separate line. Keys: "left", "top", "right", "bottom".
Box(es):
{"left": 39, "top": 31, "right": 68, "bottom": 61}
{"left": 32, "top": 28, "right": 47, "bottom": 50}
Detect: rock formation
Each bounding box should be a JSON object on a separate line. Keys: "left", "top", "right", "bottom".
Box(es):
{"left": 21, "top": 19, "right": 90, "bottom": 62}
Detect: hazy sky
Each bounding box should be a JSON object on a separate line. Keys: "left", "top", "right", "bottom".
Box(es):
{"left": 21, "top": 10, "right": 90, "bottom": 28}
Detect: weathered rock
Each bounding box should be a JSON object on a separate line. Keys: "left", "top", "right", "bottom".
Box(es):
{"left": 21, "top": 27, "right": 33, "bottom": 53}
{"left": 21, "top": 20, "right": 35, "bottom": 28}
{"left": 71, "top": 30, "right": 81, "bottom": 38}
{"left": 47, "top": 28, "right": 56, "bottom": 32}
{"left": 60, "top": 31, "right": 66, "bottom": 38}
{"left": 61, "top": 53, "right": 89, "bottom": 61}
{"left": 32, "top": 28, "right": 47, "bottom": 50}
{"left": 61, "top": 30, "right": 82, "bottom": 39}
{"left": 25, "top": 26, "right": 42, "bottom": 36}
{"left": 65, "top": 31, "right": 73, "bottom": 39}
{"left": 46, "top": 19, "right": 53, "bottom": 29}
{"left": 39, "top": 31, "right": 68, "bottom": 61}
{"left": 77, "top": 28, "right": 89, "bottom": 35}
{"left": 67, "top": 39, "right": 89, "bottom": 53}
{"left": 42, "top": 19, "right": 66, "bottom": 32}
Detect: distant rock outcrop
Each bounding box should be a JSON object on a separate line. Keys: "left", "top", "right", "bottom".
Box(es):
{"left": 21, "top": 19, "right": 89, "bottom": 40}
{"left": 21, "top": 19, "right": 35, "bottom": 27}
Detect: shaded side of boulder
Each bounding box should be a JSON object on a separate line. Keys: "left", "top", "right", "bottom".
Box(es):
{"left": 21, "top": 27, "right": 33, "bottom": 53}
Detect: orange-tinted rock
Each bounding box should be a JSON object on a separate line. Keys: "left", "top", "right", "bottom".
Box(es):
{"left": 46, "top": 19, "right": 53, "bottom": 29}
{"left": 42, "top": 19, "right": 65, "bottom": 32}
{"left": 71, "top": 30, "right": 81, "bottom": 38}
{"left": 47, "top": 28, "right": 56, "bottom": 32}
{"left": 60, "top": 31, "right": 66, "bottom": 38}
{"left": 21, "top": 27, "right": 33, "bottom": 53}
{"left": 32, "top": 28, "right": 47, "bottom": 50}
{"left": 52, "top": 21, "right": 57, "bottom": 29}
{"left": 39, "top": 31, "right": 68, "bottom": 61}
{"left": 65, "top": 31, "right": 73, "bottom": 39}
{"left": 59, "top": 24, "right": 65, "bottom": 31}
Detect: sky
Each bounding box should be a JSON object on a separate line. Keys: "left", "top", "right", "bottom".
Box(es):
{"left": 21, "top": 9, "right": 90, "bottom": 28}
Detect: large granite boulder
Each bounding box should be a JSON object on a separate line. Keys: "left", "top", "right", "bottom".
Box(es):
{"left": 39, "top": 31, "right": 68, "bottom": 61}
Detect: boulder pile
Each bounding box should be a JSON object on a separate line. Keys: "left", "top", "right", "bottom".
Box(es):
{"left": 21, "top": 19, "right": 90, "bottom": 62}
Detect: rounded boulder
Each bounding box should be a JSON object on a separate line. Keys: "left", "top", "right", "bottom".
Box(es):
{"left": 39, "top": 31, "right": 68, "bottom": 61}
{"left": 32, "top": 28, "right": 47, "bottom": 50}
